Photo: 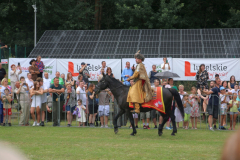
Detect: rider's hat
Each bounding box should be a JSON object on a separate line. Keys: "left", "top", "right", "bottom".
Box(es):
{"left": 134, "top": 50, "right": 145, "bottom": 62}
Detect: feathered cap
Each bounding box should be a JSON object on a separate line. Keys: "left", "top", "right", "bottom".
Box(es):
{"left": 134, "top": 50, "right": 145, "bottom": 61}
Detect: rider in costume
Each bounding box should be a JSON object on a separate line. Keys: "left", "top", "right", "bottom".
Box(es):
{"left": 127, "top": 51, "right": 153, "bottom": 113}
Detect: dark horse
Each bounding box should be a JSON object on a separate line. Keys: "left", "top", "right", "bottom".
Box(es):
{"left": 94, "top": 74, "right": 184, "bottom": 136}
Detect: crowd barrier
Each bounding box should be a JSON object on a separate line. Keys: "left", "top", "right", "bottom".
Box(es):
{"left": 0, "top": 91, "right": 240, "bottom": 131}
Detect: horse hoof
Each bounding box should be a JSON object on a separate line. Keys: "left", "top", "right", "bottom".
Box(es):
{"left": 114, "top": 129, "right": 118, "bottom": 134}
{"left": 171, "top": 133, "right": 175, "bottom": 136}
{"left": 159, "top": 132, "right": 163, "bottom": 136}
{"left": 130, "top": 132, "right": 136, "bottom": 136}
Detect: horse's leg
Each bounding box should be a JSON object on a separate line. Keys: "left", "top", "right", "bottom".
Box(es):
{"left": 127, "top": 109, "right": 137, "bottom": 136}
{"left": 114, "top": 109, "right": 125, "bottom": 134}
{"left": 158, "top": 114, "right": 169, "bottom": 136}
{"left": 170, "top": 113, "right": 177, "bottom": 136}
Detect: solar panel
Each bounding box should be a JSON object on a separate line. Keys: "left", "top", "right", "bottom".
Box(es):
{"left": 28, "top": 29, "right": 240, "bottom": 59}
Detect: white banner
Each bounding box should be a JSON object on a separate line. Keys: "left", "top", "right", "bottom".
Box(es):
{"left": 8, "top": 58, "right": 57, "bottom": 81}
{"left": 56, "top": 59, "right": 121, "bottom": 81}
{"left": 122, "top": 58, "right": 173, "bottom": 76}
{"left": 173, "top": 58, "right": 240, "bottom": 81}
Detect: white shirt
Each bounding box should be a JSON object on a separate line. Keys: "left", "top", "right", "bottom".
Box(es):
{"left": 26, "top": 78, "right": 33, "bottom": 89}
{"left": 41, "top": 86, "right": 47, "bottom": 103}
{"left": 220, "top": 94, "right": 230, "bottom": 108}
{"left": 76, "top": 86, "right": 86, "bottom": 105}
{"left": 10, "top": 70, "right": 21, "bottom": 82}
{"left": 161, "top": 63, "right": 170, "bottom": 72}
{"left": 98, "top": 66, "right": 107, "bottom": 75}
{"left": 43, "top": 78, "right": 51, "bottom": 89}
{"left": 231, "top": 89, "right": 239, "bottom": 95}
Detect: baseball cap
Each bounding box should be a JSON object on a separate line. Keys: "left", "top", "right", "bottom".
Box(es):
{"left": 81, "top": 62, "right": 85, "bottom": 65}
{"left": 220, "top": 86, "right": 225, "bottom": 91}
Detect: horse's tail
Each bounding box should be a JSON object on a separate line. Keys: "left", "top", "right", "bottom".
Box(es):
{"left": 169, "top": 88, "right": 184, "bottom": 119}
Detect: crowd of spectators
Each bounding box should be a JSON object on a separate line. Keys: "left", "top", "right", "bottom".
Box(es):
{"left": 0, "top": 56, "right": 240, "bottom": 132}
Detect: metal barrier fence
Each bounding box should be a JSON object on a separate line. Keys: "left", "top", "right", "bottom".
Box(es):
{"left": 0, "top": 91, "right": 239, "bottom": 131}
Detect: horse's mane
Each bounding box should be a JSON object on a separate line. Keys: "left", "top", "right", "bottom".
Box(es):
{"left": 106, "top": 75, "right": 128, "bottom": 88}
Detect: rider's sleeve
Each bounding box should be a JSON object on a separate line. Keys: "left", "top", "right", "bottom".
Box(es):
{"left": 128, "top": 69, "right": 139, "bottom": 80}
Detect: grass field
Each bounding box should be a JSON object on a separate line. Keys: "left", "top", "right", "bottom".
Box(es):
{"left": 0, "top": 126, "right": 234, "bottom": 160}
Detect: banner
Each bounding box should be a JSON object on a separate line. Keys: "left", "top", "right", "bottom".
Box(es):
{"left": 122, "top": 58, "right": 173, "bottom": 76}
{"left": 172, "top": 58, "right": 240, "bottom": 81}
{"left": 56, "top": 59, "right": 121, "bottom": 81}
{"left": 8, "top": 58, "right": 57, "bottom": 81}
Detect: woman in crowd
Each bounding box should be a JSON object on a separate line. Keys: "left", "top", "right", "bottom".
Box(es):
{"left": 106, "top": 67, "right": 114, "bottom": 77}
{"left": 36, "top": 55, "right": 44, "bottom": 78}
{"left": 229, "top": 93, "right": 240, "bottom": 130}
{"left": 228, "top": 75, "right": 236, "bottom": 90}
{"left": 87, "top": 84, "right": 98, "bottom": 127}
{"left": 29, "top": 59, "right": 40, "bottom": 81}
{"left": 10, "top": 64, "right": 22, "bottom": 99}
{"left": 189, "top": 87, "right": 200, "bottom": 129}
{"left": 64, "top": 83, "right": 76, "bottom": 127}
{"left": 195, "top": 64, "right": 209, "bottom": 90}
{"left": 75, "top": 74, "right": 84, "bottom": 89}
{"left": 65, "top": 72, "right": 75, "bottom": 89}
{"left": 30, "top": 81, "right": 43, "bottom": 126}
{"left": 175, "top": 85, "right": 185, "bottom": 128}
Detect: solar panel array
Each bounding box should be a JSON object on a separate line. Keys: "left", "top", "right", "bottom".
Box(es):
{"left": 28, "top": 29, "right": 240, "bottom": 59}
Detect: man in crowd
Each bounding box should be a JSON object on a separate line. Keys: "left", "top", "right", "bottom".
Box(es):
{"left": 79, "top": 62, "right": 90, "bottom": 87}
{"left": 26, "top": 73, "right": 34, "bottom": 89}
{"left": 148, "top": 64, "right": 159, "bottom": 84}
{"left": 161, "top": 57, "right": 170, "bottom": 72}
{"left": 51, "top": 71, "right": 64, "bottom": 85}
{"left": 29, "top": 59, "right": 39, "bottom": 81}
{"left": 76, "top": 81, "right": 87, "bottom": 125}
{"left": 43, "top": 72, "right": 51, "bottom": 90}
{"left": 203, "top": 78, "right": 221, "bottom": 131}
{"left": 37, "top": 78, "right": 48, "bottom": 126}
{"left": 0, "top": 63, "right": 6, "bottom": 82}
{"left": 14, "top": 78, "right": 30, "bottom": 126}
{"left": 49, "top": 77, "right": 64, "bottom": 126}
{"left": 99, "top": 61, "right": 107, "bottom": 74}
{"left": 121, "top": 61, "right": 133, "bottom": 86}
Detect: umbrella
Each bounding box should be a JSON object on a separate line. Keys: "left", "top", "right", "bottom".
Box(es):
{"left": 154, "top": 71, "right": 180, "bottom": 79}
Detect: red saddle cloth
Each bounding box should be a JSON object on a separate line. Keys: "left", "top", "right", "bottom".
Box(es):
{"left": 129, "top": 87, "right": 165, "bottom": 114}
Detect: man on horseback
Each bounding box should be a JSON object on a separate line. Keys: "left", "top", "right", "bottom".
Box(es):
{"left": 127, "top": 51, "right": 153, "bottom": 113}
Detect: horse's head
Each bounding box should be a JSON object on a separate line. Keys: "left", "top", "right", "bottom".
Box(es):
{"left": 94, "top": 73, "right": 109, "bottom": 94}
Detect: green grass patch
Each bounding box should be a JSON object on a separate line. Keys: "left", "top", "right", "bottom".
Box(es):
{"left": 0, "top": 126, "right": 233, "bottom": 160}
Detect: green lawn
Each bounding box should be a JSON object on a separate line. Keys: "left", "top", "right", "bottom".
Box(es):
{"left": 0, "top": 126, "right": 233, "bottom": 160}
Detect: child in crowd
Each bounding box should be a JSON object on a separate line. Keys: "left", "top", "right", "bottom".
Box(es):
{"left": 229, "top": 93, "right": 240, "bottom": 130}
{"left": 2, "top": 88, "right": 12, "bottom": 126}
{"left": 190, "top": 87, "right": 200, "bottom": 129}
{"left": 175, "top": 85, "right": 185, "bottom": 128}
{"left": 182, "top": 94, "right": 192, "bottom": 129}
{"left": 76, "top": 99, "right": 86, "bottom": 127}
{"left": 219, "top": 87, "right": 230, "bottom": 130}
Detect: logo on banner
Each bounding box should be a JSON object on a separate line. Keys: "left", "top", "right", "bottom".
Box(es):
{"left": 184, "top": 61, "right": 228, "bottom": 80}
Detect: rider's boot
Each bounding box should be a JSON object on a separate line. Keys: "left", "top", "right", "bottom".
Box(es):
{"left": 131, "top": 103, "right": 140, "bottom": 113}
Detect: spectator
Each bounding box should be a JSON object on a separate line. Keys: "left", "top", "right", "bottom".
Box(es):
{"left": 161, "top": 57, "right": 170, "bottom": 72}
{"left": 0, "top": 63, "right": 6, "bottom": 82}
{"left": 222, "top": 81, "right": 228, "bottom": 91}
{"left": 140, "top": 110, "right": 151, "bottom": 129}
{"left": 162, "top": 80, "right": 167, "bottom": 87}
{"left": 49, "top": 77, "right": 64, "bottom": 126}
{"left": 75, "top": 74, "right": 84, "bottom": 89}
{"left": 215, "top": 74, "right": 222, "bottom": 85}
{"left": 61, "top": 73, "right": 65, "bottom": 86}
{"left": 129, "top": 79, "right": 138, "bottom": 128}
{"left": 121, "top": 61, "right": 133, "bottom": 86}
{"left": 229, "top": 93, "right": 239, "bottom": 130}
{"left": 65, "top": 72, "right": 75, "bottom": 89}
{"left": 50, "top": 71, "right": 64, "bottom": 85}
{"left": 30, "top": 81, "right": 43, "bottom": 126}
{"left": 189, "top": 87, "right": 200, "bottom": 129}
{"left": 209, "top": 80, "right": 215, "bottom": 89}
{"left": 64, "top": 83, "right": 76, "bottom": 127}
{"left": 10, "top": 64, "right": 22, "bottom": 100}
{"left": 151, "top": 79, "right": 160, "bottom": 128}
{"left": 87, "top": 84, "right": 98, "bottom": 127}
{"left": 228, "top": 75, "right": 236, "bottom": 89}
{"left": 175, "top": 85, "right": 185, "bottom": 128}
{"left": 219, "top": 87, "right": 229, "bottom": 130}
{"left": 43, "top": 72, "right": 51, "bottom": 90}
{"left": 26, "top": 73, "right": 34, "bottom": 89}
{"left": 76, "top": 81, "right": 87, "bottom": 111}
{"left": 183, "top": 94, "right": 192, "bottom": 129}
{"left": 37, "top": 77, "right": 48, "bottom": 127}
{"left": 98, "top": 88, "right": 111, "bottom": 128}
{"left": 15, "top": 78, "right": 30, "bottom": 126}
{"left": 202, "top": 78, "right": 221, "bottom": 131}
{"left": 229, "top": 83, "right": 239, "bottom": 95}
{"left": 29, "top": 59, "right": 40, "bottom": 81}
{"left": 46, "top": 93, "right": 53, "bottom": 122}
{"left": 2, "top": 88, "right": 12, "bottom": 126}
{"left": 195, "top": 64, "right": 209, "bottom": 90}
{"left": 79, "top": 62, "right": 90, "bottom": 87}
{"left": 106, "top": 67, "right": 114, "bottom": 77}
{"left": 149, "top": 65, "right": 159, "bottom": 84}
{"left": 99, "top": 61, "right": 107, "bottom": 74}
{"left": 36, "top": 55, "right": 44, "bottom": 78}
{"left": 76, "top": 99, "right": 86, "bottom": 127}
